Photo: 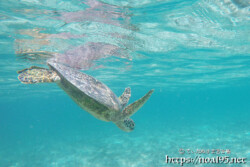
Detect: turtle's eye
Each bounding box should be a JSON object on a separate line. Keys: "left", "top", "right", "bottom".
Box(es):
{"left": 124, "top": 118, "right": 135, "bottom": 130}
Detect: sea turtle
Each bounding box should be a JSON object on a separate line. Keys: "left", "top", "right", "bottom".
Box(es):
{"left": 17, "top": 60, "right": 154, "bottom": 132}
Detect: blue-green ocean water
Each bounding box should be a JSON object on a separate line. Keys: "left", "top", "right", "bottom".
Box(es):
{"left": 0, "top": 0, "right": 249, "bottom": 166}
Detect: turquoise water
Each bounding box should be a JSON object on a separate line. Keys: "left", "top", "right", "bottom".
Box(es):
{"left": 0, "top": 0, "right": 249, "bottom": 166}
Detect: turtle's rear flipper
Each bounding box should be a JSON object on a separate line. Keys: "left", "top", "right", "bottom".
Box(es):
{"left": 17, "top": 66, "right": 60, "bottom": 84}
{"left": 121, "top": 89, "right": 154, "bottom": 118}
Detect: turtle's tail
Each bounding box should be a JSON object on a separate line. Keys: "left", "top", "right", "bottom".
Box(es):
{"left": 17, "top": 66, "right": 60, "bottom": 84}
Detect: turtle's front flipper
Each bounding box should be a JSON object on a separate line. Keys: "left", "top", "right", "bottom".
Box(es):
{"left": 121, "top": 89, "right": 154, "bottom": 118}
{"left": 118, "top": 87, "right": 131, "bottom": 109}
{"left": 17, "top": 66, "right": 60, "bottom": 84}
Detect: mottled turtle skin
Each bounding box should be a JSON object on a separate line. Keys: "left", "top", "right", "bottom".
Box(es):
{"left": 18, "top": 60, "right": 154, "bottom": 132}
{"left": 18, "top": 66, "right": 60, "bottom": 83}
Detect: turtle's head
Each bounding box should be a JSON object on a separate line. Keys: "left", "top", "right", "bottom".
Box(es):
{"left": 115, "top": 118, "right": 135, "bottom": 132}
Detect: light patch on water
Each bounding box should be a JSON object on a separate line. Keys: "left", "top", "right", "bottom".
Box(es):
{"left": 0, "top": 125, "right": 248, "bottom": 167}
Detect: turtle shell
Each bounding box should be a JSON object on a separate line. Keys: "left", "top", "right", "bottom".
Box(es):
{"left": 47, "top": 60, "right": 121, "bottom": 113}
